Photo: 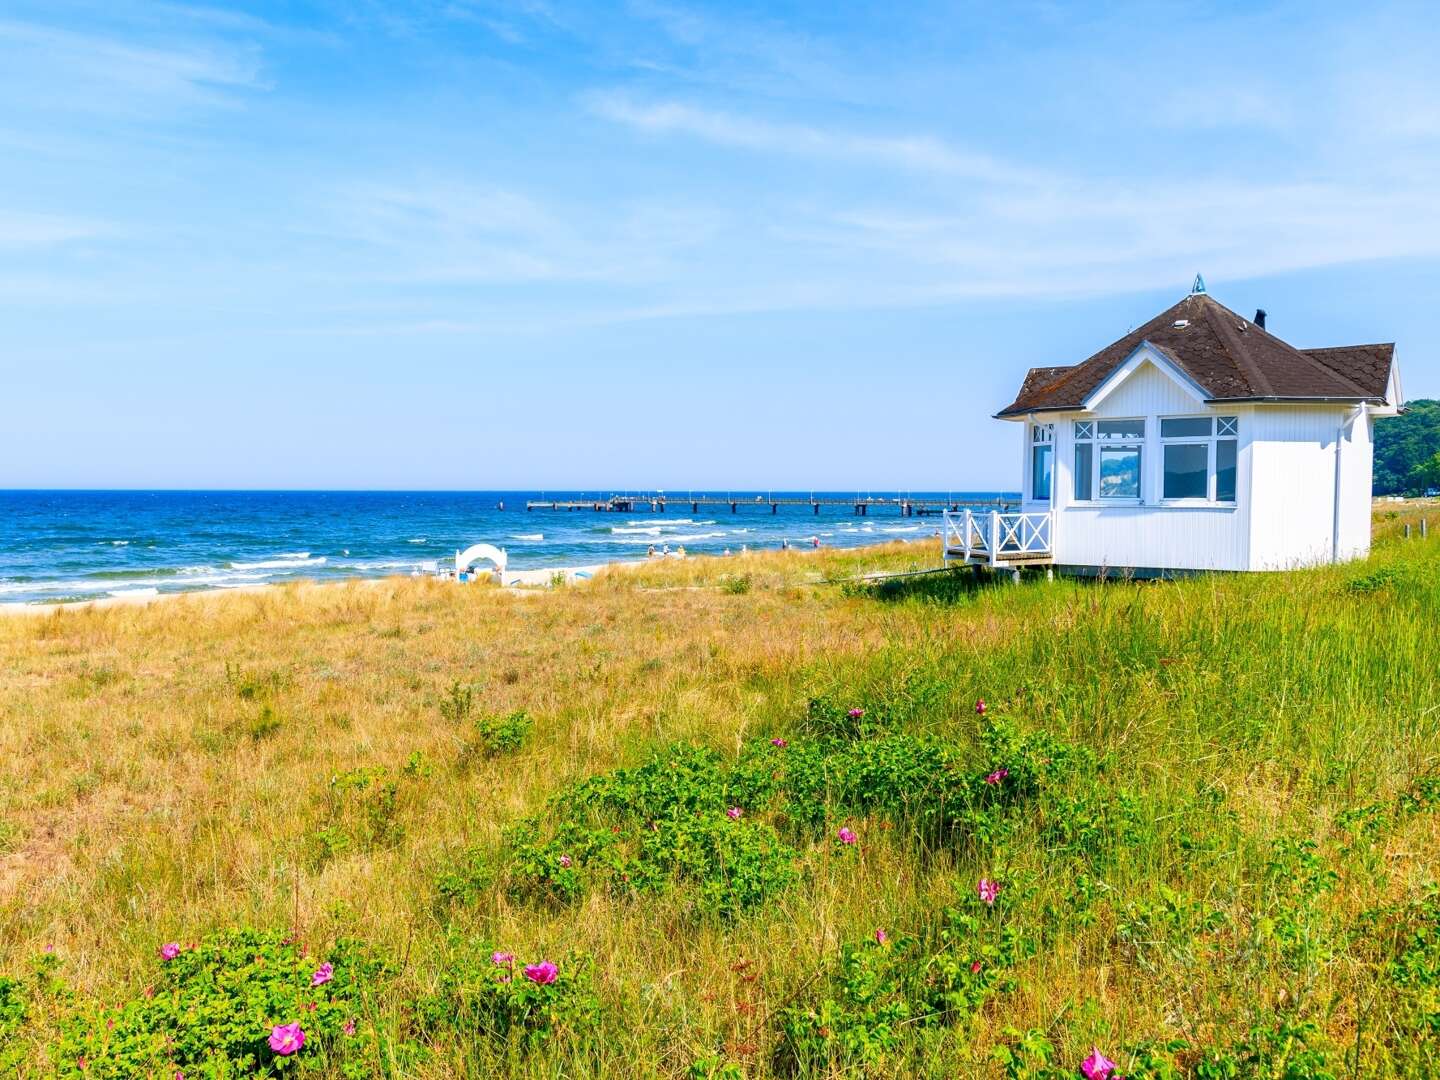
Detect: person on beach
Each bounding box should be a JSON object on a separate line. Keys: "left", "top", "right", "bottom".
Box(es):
{"left": 811, "top": 535, "right": 820, "bottom": 548}
{"left": 781, "top": 538, "right": 789, "bottom": 551}
{"left": 647, "top": 544, "right": 656, "bottom": 558}
{"left": 663, "top": 543, "right": 670, "bottom": 557}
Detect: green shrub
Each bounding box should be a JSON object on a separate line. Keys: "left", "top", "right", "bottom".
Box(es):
{"left": 52, "top": 930, "right": 387, "bottom": 1077}
{"left": 414, "top": 937, "right": 599, "bottom": 1046}
{"left": 778, "top": 899, "right": 1026, "bottom": 1073}
{"left": 310, "top": 766, "right": 404, "bottom": 866}
{"left": 471, "top": 710, "right": 533, "bottom": 757}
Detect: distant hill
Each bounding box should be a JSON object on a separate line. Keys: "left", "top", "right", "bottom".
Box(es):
{"left": 1375, "top": 398, "right": 1440, "bottom": 495}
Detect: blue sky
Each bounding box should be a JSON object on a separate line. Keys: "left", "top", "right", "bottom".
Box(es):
{"left": 3, "top": 0, "right": 1438, "bottom": 490}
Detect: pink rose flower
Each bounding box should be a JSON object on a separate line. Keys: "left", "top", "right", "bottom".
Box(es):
{"left": 847, "top": 708, "right": 864, "bottom": 720}
{"left": 970, "top": 959, "right": 982, "bottom": 974}
{"left": 874, "top": 928, "right": 888, "bottom": 945}
{"left": 837, "top": 827, "right": 857, "bottom": 845}
{"left": 975, "top": 699, "right": 987, "bottom": 715}
{"left": 977, "top": 877, "right": 1000, "bottom": 905}
{"left": 726, "top": 807, "right": 743, "bottom": 820}
{"left": 558, "top": 854, "right": 572, "bottom": 868}
{"left": 268, "top": 1023, "right": 305, "bottom": 1056}
{"left": 491, "top": 951, "right": 514, "bottom": 966}
{"left": 1081, "top": 1048, "right": 1118, "bottom": 1080}
{"left": 342, "top": 1018, "right": 357, "bottom": 1036}
{"left": 771, "top": 737, "right": 788, "bottom": 748}
{"left": 523, "top": 960, "right": 558, "bottom": 985}
{"left": 984, "top": 768, "right": 1009, "bottom": 785}
{"left": 158, "top": 942, "right": 180, "bottom": 961}
{"left": 310, "top": 962, "right": 333, "bottom": 987}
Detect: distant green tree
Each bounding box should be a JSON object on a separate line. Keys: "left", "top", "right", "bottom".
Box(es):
{"left": 1374, "top": 399, "right": 1440, "bottom": 495}
{"left": 1410, "top": 451, "right": 1440, "bottom": 494}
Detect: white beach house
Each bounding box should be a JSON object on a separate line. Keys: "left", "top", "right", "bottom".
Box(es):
{"left": 943, "top": 282, "right": 1402, "bottom": 574}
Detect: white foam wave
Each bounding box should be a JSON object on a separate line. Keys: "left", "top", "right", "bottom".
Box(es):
{"left": 108, "top": 587, "right": 158, "bottom": 598}
{"left": 108, "top": 540, "right": 130, "bottom": 546}
{"left": 407, "top": 538, "right": 427, "bottom": 544}
{"left": 613, "top": 530, "right": 728, "bottom": 544}
{"left": 229, "top": 557, "right": 327, "bottom": 571}
{"left": 512, "top": 533, "right": 543, "bottom": 541}
{"left": 880, "top": 525, "right": 922, "bottom": 534}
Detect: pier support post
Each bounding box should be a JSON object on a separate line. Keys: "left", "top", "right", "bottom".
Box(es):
{"left": 692, "top": 502, "right": 698, "bottom": 514}
{"left": 1406, "top": 523, "right": 1412, "bottom": 538}
{"left": 1012, "top": 568, "right": 1022, "bottom": 585}
{"left": 1424, "top": 518, "right": 1430, "bottom": 539}
{"left": 731, "top": 502, "right": 737, "bottom": 513}
{"left": 772, "top": 503, "right": 778, "bottom": 514}
{"left": 813, "top": 503, "right": 819, "bottom": 515}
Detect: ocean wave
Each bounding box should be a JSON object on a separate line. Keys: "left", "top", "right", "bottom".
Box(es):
{"left": 612, "top": 531, "right": 728, "bottom": 544}
{"left": 880, "top": 525, "right": 923, "bottom": 534}
{"left": 228, "top": 557, "right": 328, "bottom": 571}
{"left": 407, "top": 538, "right": 427, "bottom": 544}
{"left": 512, "top": 533, "right": 543, "bottom": 541}
{"left": 108, "top": 587, "right": 159, "bottom": 598}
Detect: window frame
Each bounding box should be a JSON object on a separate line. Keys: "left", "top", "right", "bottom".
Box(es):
{"left": 1072, "top": 417, "right": 1145, "bottom": 504}
{"left": 1028, "top": 422, "right": 1054, "bottom": 502}
{"left": 1158, "top": 414, "right": 1239, "bottom": 505}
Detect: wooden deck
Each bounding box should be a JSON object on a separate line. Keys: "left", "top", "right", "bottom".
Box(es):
{"left": 942, "top": 509, "right": 1054, "bottom": 569}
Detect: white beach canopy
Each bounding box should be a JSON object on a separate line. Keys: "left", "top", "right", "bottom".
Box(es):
{"left": 455, "top": 543, "right": 507, "bottom": 575}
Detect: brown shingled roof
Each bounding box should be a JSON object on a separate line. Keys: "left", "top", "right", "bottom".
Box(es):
{"left": 997, "top": 293, "right": 1395, "bottom": 417}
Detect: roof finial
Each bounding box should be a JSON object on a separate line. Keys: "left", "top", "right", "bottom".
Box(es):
{"left": 1191, "top": 273, "right": 1207, "bottom": 295}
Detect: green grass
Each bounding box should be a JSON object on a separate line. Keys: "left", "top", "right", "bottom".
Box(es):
{"left": 1, "top": 517, "right": 1439, "bottom": 1077}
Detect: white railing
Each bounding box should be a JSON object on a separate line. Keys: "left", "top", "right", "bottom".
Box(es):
{"left": 942, "top": 509, "right": 1053, "bottom": 566}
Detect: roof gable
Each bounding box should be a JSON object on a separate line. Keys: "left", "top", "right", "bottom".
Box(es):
{"left": 1083, "top": 341, "right": 1210, "bottom": 411}
{"left": 997, "top": 293, "right": 1396, "bottom": 417}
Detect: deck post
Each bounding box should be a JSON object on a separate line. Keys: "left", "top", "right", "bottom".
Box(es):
{"left": 963, "top": 508, "right": 973, "bottom": 560}
{"left": 1424, "top": 518, "right": 1429, "bottom": 539}
{"left": 988, "top": 511, "right": 1000, "bottom": 568}
{"left": 1012, "top": 568, "right": 1021, "bottom": 585}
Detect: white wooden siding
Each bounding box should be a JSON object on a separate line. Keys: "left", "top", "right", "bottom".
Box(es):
{"left": 1246, "top": 406, "right": 1356, "bottom": 569}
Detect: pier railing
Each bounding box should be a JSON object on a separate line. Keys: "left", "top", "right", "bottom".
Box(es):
{"left": 942, "top": 509, "right": 1053, "bottom": 567}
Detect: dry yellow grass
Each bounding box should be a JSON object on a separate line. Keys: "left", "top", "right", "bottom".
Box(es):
{"left": 2, "top": 526, "right": 1439, "bottom": 1076}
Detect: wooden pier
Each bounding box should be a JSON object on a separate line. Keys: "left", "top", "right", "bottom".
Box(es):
{"left": 523, "top": 495, "right": 1016, "bottom": 517}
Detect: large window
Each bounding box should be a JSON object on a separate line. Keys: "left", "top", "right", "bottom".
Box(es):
{"left": 1073, "top": 419, "right": 1144, "bottom": 501}
{"left": 1030, "top": 423, "right": 1054, "bottom": 501}
{"left": 1160, "top": 415, "right": 1238, "bottom": 502}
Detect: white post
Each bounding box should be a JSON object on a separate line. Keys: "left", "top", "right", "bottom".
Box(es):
{"left": 988, "top": 511, "right": 1000, "bottom": 568}
{"left": 963, "top": 508, "right": 973, "bottom": 560}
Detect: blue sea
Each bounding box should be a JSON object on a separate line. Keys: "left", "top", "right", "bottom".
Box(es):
{"left": 0, "top": 490, "right": 1016, "bottom": 605}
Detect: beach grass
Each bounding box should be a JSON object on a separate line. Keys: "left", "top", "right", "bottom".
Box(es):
{"left": 2, "top": 510, "right": 1440, "bottom": 1077}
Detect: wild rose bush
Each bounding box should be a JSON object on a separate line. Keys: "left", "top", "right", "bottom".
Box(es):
{"left": 51, "top": 930, "right": 385, "bottom": 1078}
{"left": 458, "top": 719, "right": 1139, "bottom": 922}
{"left": 777, "top": 895, "right": 1030, "bottom": 1073}
{"left": 414, "top": 937, "right": 599, "bottom": 1047}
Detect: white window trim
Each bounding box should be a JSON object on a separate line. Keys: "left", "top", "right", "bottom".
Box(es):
{"left": 1028, "top": 422, "right": 1055, "bottom": 502}
{"left": 1070, "top": 417, "right": 1146, "bottom": 505}
{"left": 1158, "top": 414, "right": 1239, "bottom": 506}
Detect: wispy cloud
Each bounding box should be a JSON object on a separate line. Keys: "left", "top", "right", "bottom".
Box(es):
{"left": 0, "top": 16, "right": 266, "bottom": 118}
{"left": 0, "top": 211, "right": 112, "bottom": 251}
{"left": 585, "top": 91, "right": 1043, "bottom": 184}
